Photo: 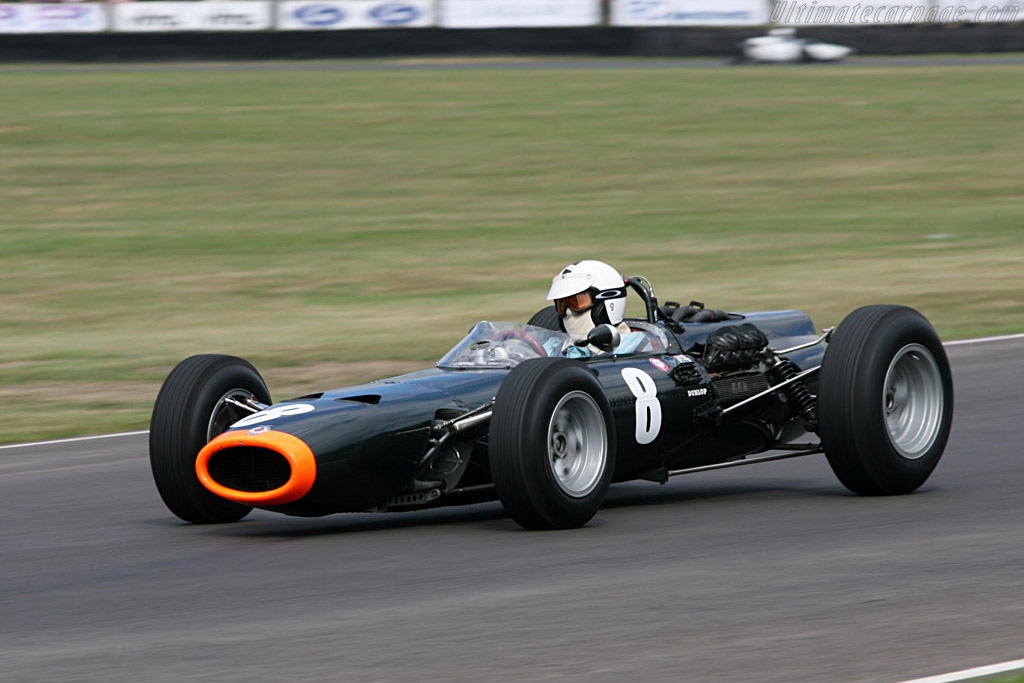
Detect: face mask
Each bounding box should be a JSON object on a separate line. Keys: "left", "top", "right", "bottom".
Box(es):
{"left": 563, "top": 308, "right": 594, "bottom": 342}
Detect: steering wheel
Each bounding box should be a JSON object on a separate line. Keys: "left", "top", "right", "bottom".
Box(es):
{"left": 491, "top": 329, "right": 548, "bottom": 357}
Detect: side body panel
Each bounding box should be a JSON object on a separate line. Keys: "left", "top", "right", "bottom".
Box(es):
{"left": 221, "top": 370, "right": 507, "bottom": 515}
{"left": 590, "top": 353, "right": 710, "bottom": 480}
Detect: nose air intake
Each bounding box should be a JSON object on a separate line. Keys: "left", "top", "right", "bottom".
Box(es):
{"left": 196, "top": 430, "right": 316, "bottom": 506}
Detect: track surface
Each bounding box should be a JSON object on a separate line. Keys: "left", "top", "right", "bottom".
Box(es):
{"left": 3, "top": 339, "right": 1022, "bottom": 683}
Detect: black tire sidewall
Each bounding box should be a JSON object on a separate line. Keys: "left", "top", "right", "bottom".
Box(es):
{"left": 527, "top": 306, "right": 564, "bottom": 332}
{"left": 150, "top": 355, "right": 271, "bottom": 523}
{"left": 490, "top": 358, "right": 616, "bottom": 529}
{"left": 819, "top": 306, "right": 953, "bottom": 494}
{"left": 182, "top": 363, "right": 271, "bottom": 453}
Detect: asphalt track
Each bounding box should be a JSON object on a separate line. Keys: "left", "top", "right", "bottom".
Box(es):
{"left": 2, "top": 55, "right": 1024, "bottom": 73}
{"left": 2, "top": 338, "right": 1022, "bottom": 683}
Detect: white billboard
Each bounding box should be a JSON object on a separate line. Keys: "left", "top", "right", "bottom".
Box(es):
{"left": 278, "top": 0, "right": 434, "bottom": 30}
{"left": 113, "top": 2, "right": 271, "bottom": 32}
{"left": 0, "top": 3, "right": 107, "bottom": 34}
{"left": 193, "top": 1, "right": 272, "bottom": 30}
{"left": 440, "top": 0, "right": 601, "bottom": 28}
{"left": 612, "top": 0, "right": 768, "bottom": 25}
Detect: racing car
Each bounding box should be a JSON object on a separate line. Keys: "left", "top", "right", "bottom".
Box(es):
{"left": 737, "top": 28, "right": 855, "bottom": 64}
{"left": 149, "top": 276, "right": 953, "bottom": 530}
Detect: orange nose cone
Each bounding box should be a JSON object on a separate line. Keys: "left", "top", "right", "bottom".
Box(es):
{"left": 196, "top": 430, "right": 316, "bottom": 506}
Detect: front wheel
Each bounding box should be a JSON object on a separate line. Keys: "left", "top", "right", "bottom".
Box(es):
{"left": 149, "top": 354, "right": 271, "bottom": 523}
{"left": 818, "top": 305, "right": 953, "bottom": 495}
{"left": 489, "top": 358, "right": 615, "bottom": 529}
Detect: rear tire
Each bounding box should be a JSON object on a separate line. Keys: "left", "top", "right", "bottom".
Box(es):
{"left": 818, "top": 305, "right": 953, "bottom": 495}
{"left": 150, "top": 354, "right": 271, "bottom": 523}
{"left": 490, "top": 358, "right": 615, "bottom": 529}
{"left": 527, "top": 306, "right": 563, "bottom": 332}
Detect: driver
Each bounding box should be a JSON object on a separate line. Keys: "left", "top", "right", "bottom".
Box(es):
{"left": 547, "top": 260, "right": 632, "bottom": 356}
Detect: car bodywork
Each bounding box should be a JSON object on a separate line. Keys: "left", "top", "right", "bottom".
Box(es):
{"left": 194, "top": 306, "right": 826, "bottom": 517}
{"left": 152, "top": 275, "right": 952, "bottom": 529}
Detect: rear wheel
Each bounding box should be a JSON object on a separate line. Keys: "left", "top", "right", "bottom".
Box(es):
{"left": 527, "top": 306, "right": 563, "bottom": 332}
{"left": 818, "top": 305, "right": 953, "bottom": 495}
{"left": 150, "top": 354, "right": 271, "bottom": 523}
{"left": 489, "top": 358, "right": 615, "bottom": 529}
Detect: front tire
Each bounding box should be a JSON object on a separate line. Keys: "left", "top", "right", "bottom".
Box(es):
{"left": 150, "top": 354, "right": 271, "bottom": 523}
{"left": 818, "top": 305, "right": 953, "bottom": 495}
{"left": 489, "top": 358, "right": 615, "bottom": 529}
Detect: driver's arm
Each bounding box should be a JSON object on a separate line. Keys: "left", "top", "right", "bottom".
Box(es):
{"left": 543, "top": 337, "right": 563, "bottom": 357}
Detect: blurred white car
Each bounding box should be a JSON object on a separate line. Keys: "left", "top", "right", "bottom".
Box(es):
{"left": 740, "top": 28, "right": 855, "bottom": 63}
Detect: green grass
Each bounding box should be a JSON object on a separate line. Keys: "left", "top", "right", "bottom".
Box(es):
{"left": 1, "top": 60, "right": 1023, "bottom": 443}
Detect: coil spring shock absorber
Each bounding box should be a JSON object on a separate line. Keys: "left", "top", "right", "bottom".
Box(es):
{"left": 768, "top": 358, "right": 818, "bottom": 432}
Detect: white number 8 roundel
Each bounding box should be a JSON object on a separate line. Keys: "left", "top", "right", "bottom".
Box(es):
{"left": 620, "top": 368, "right": 662, "bottom": 445}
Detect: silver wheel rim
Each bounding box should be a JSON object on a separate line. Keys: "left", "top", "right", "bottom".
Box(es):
{"left": 883, "top": 343, "right": 944, "bottom": 459}
{"left": 207, "top": 389, "right": 259, "bottom": 442}
{"left": 547, "top": 391, "right": 607, "bottom": 498}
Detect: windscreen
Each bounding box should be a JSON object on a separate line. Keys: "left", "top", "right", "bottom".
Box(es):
{"left": 436, "top": 322, "right": 568, "bottom": 369}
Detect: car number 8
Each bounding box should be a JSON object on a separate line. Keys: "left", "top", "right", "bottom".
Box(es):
{"left": 232, "top": 403, "right": 315, "bottom": 428}
{"left": 621, "top": 368, "right": 662, "bottom": 445}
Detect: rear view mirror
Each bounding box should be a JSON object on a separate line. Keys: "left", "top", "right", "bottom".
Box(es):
{"left": 574, "top": 324, "right": 621, "bottom": 352}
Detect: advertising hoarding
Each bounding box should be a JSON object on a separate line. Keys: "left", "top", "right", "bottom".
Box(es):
{"left": 612, "top": 0, "right": 768, "bottom": 26}
{"left": 278, "top": 0, "right": 433, "bottom": 30}
{"left": 0, "top": 3, "right": 107, "bottom": 33}
{"left": 440, "top": 0, "right": 601, "bottom": 28}
{"left": 113, "top": 2, "right": 271, "bottom": 32}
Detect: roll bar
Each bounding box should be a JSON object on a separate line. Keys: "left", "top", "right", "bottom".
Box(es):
{"left": 624, "top": 276, "right": 659, "bottom": 323}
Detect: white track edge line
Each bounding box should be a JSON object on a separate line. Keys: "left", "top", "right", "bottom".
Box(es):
{"left": 0, "top": 430, "right": 150, "bottom": 451}
{"left": 894, "top": 657, "right": 1024, "bottom": 683}
{"left": 1, "top": 332, "right": 1022, "bottom": 451}
{"left": 943, "top": 332, "right": 1024, "bottom": 346}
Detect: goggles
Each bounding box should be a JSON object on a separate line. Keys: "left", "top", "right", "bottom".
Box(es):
{"left": 554, "top": 291, "right": 594, "bottom": 316}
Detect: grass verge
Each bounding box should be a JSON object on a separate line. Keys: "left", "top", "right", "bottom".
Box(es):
{"left": 1, "top": 60, "right": 1022, "bottom": 443}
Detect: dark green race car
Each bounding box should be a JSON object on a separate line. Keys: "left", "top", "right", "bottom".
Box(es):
{"left": 150, "top": 277, "right": 953, "bottom": 530}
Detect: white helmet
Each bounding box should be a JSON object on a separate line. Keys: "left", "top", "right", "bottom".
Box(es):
{"left": 546, "top": 260, "right": 627, "bottom": 327}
